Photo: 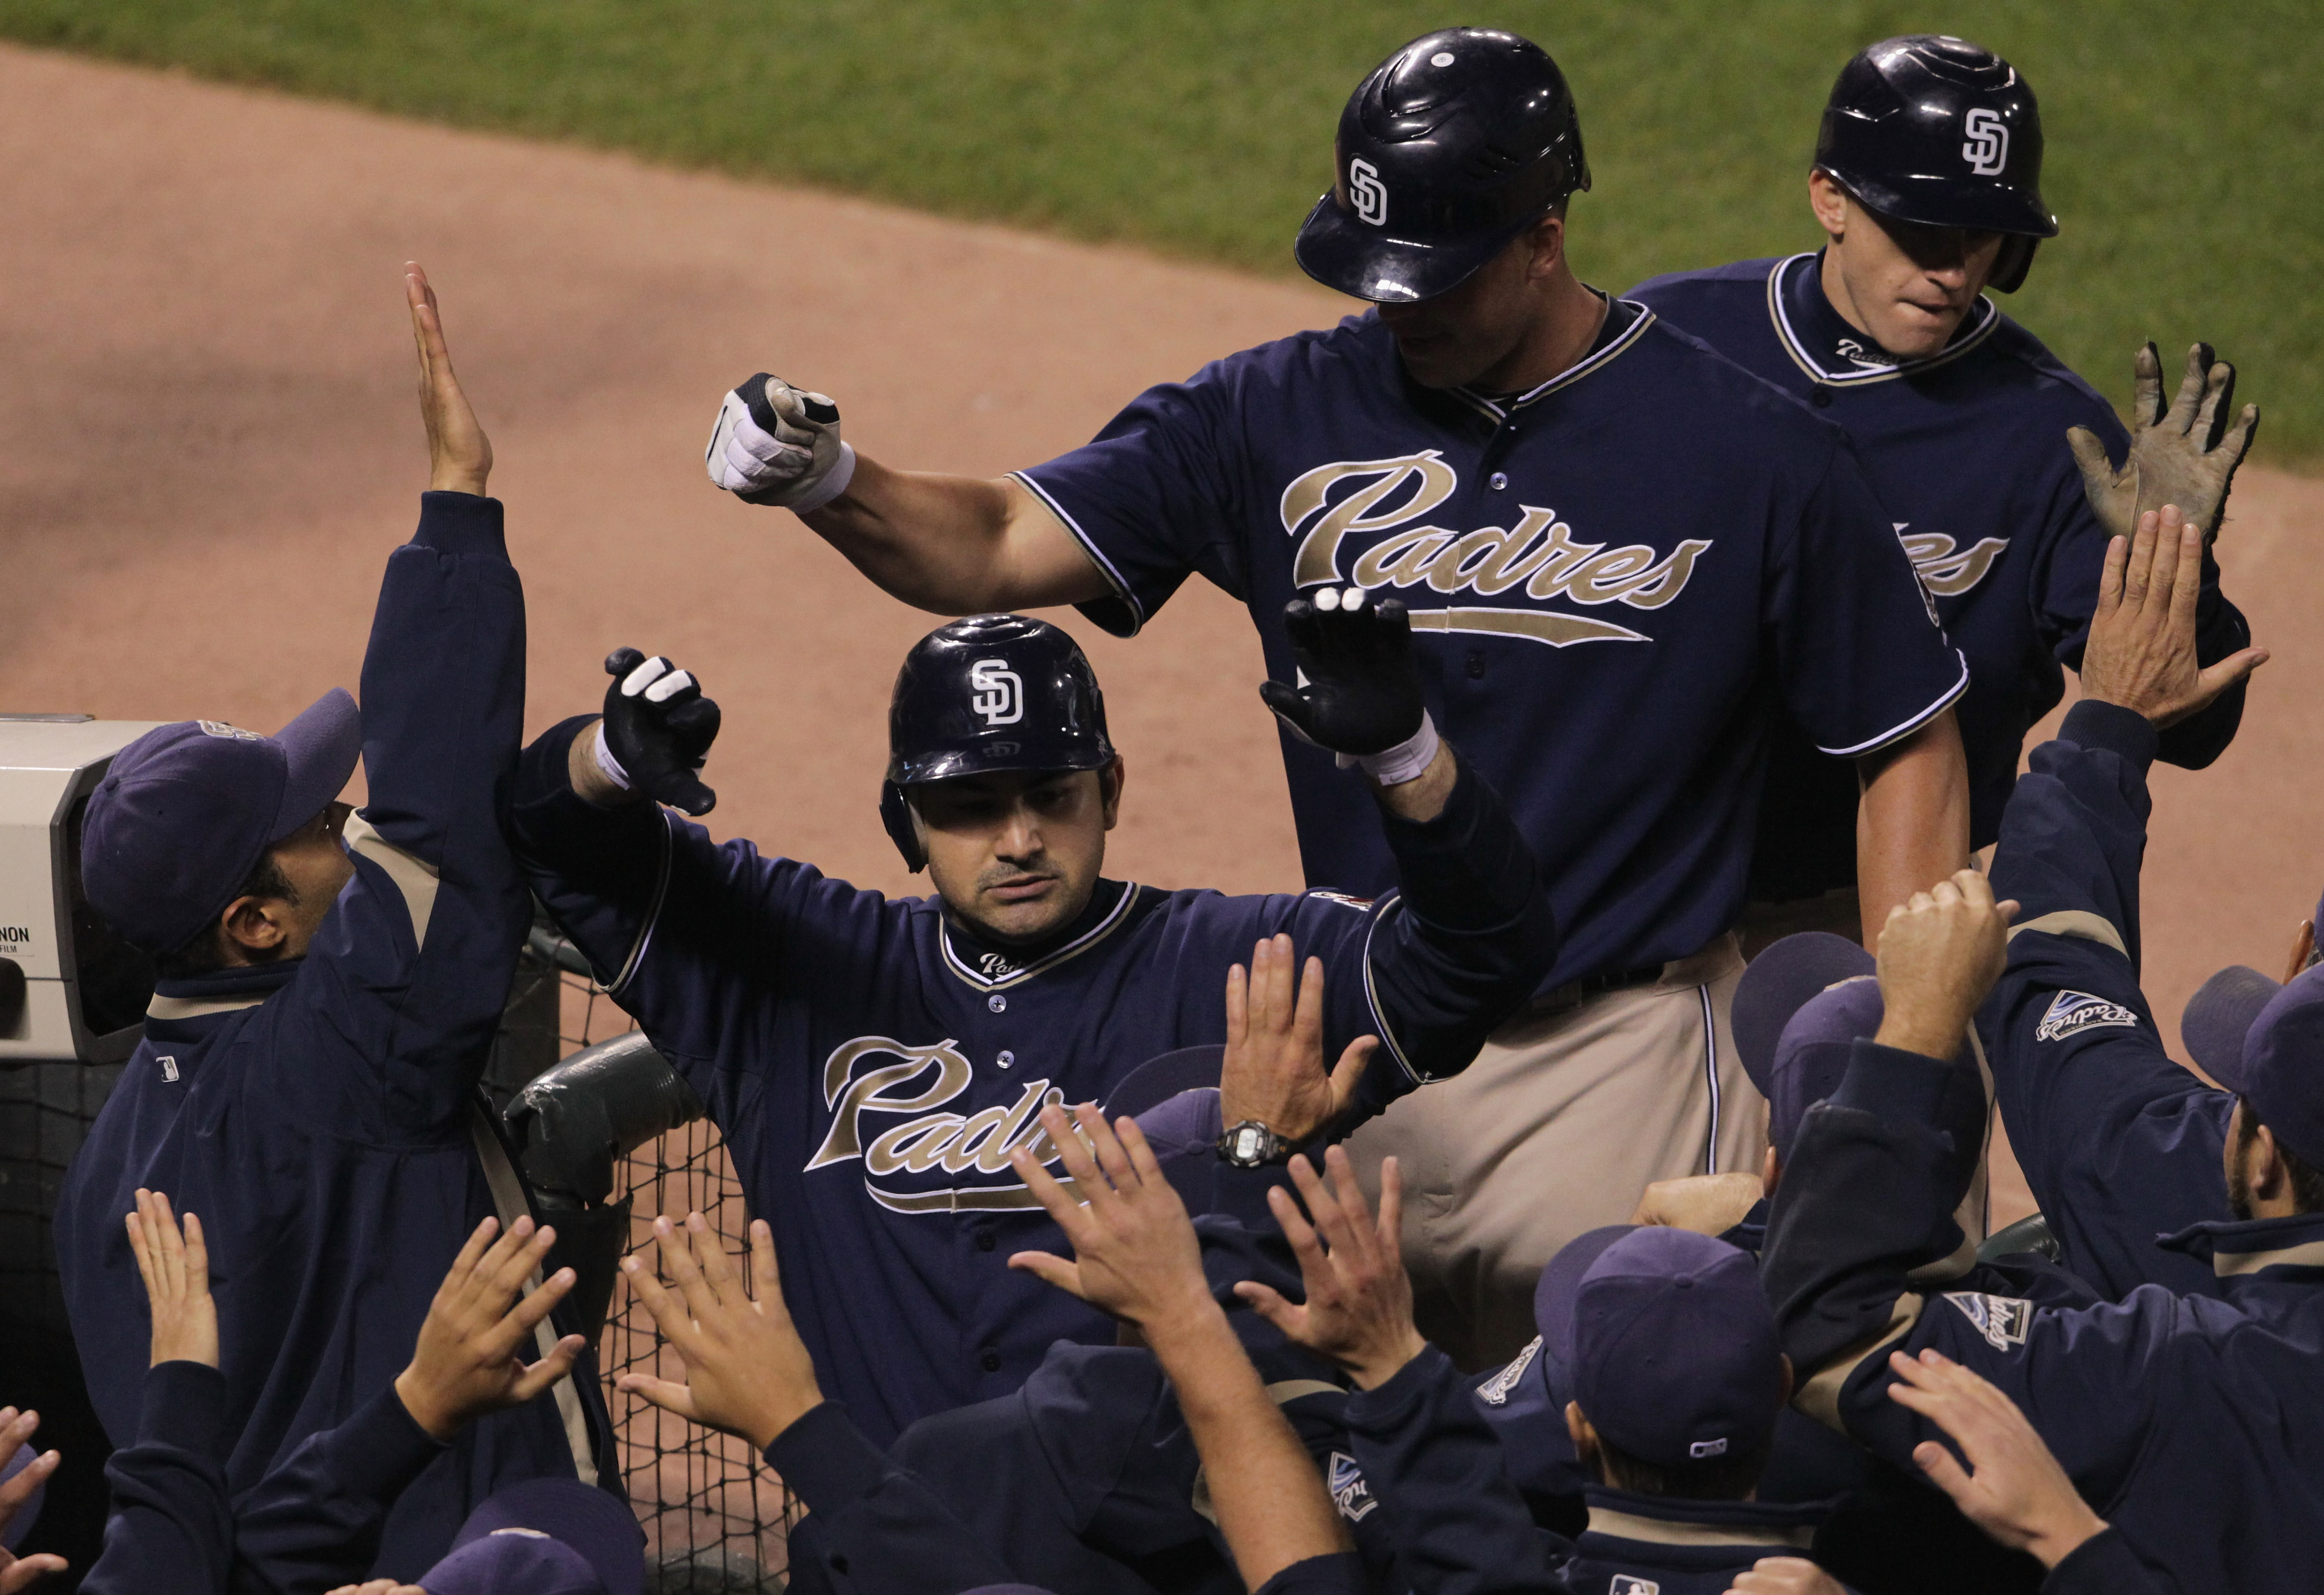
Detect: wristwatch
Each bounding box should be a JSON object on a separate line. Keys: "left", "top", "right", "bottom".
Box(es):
{"left": 1217, "top": 1119, "right": 1294, "bottom": 1169}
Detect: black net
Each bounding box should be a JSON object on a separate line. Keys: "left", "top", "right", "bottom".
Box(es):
{"left": 538, "top": 945, "right": 800, "bottom": 1593}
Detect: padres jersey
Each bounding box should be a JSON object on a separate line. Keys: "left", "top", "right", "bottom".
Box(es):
{"left": 509, "top": 719, "right": 1553, "bottom": 1445}
{"left": 1015, "top": 300, "right": 1964, "bottom": 988}
{"left": 1631, "top": 253, "right": 2249, "bottom": 895}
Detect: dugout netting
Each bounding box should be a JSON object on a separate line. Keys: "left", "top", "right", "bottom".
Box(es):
{"left": 503, "top": 930, "right": 802, "bottom": 1593}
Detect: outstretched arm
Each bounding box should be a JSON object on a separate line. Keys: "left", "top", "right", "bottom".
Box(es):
{"left": 1854, "top": 709, "right": 1972, "bottom": 947}
{"left": 1011, "top": 1104, "right": 1352, "bottom": 1590}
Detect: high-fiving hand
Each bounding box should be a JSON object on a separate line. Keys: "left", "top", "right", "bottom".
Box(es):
{"left": 393, "top": 1216, "right": 584, "bottom": 1443}
{"left": 1871, "top": 869, "right": 2019, "bottom": 1064}
{"left": 2068, "top": 341, "right": 2257, "bottom": 545}
{"left": 616, "top": 1215, "right": 823, "bottom": 1453}
{"left": 1262, "top": 588, "right": 1429, "bottom": 764}
{"left": 0, "top": 1409, "right": 65, "bottom": 1593}
{"left": 405, "top": 263, "right": 491, "bottom": 498}
{"left": 1008, "top": 1102, "right": 1217, "bottom": 1335}
{"left": 1219, "top": 935, "right": 1377, "bottom": 1146}
{"left": 705, "top": 374, "right": 854, "bottom": 511}
{"left": 1885, "top": 1347, "right": 2107, "bottom": 1569}
{"left": 1236, "top": 1148, "right": 1426, "bottom": 1391}
{"left": 597, "top": 649, "right": 722, "bottom": 816}
{"left": 2077, "top": 503, "right": 2268, "bottom": 728}
{"left": 126, "top": 1187, "right": 216, "bottom": 1369}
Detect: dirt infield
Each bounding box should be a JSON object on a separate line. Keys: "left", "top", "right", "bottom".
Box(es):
{"left": 5, "top": 43, "right": 2319, "bottom": 1215}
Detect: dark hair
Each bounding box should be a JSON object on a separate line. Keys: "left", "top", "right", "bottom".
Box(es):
{"left": 2234, "top": 1099, "right": 2324, "bottom": 1216}
{"left": 151, "top": 850, "right": 301, "bottom": 981}
{"left": 1595, "top": 1430, "right": 1773, "bottom": 1502}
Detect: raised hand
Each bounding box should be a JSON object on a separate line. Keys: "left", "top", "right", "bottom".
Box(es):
{"left": 1235, "top": 1147, "right": 1425, "bottom": 1390}
{"left": 2067, "top": 340, "right": 2258, "bottom": 544}
{"left": 596, "top": 649, "right": 722, "bottom": 816}
{"left": 1724, "top": 1558, "right": 1851, "bottom": 1594}
{"left": 1262, "top": 588, "right": 1428, "bottom": 762}
{"left": 392, "top": 1216, "right": 583, "bottom": 1443}
{"left": 1872, "top": 869, "right": 2019, "bottom": 1063}
{"left": 125, "top": 1187, "right": 216, "bottom": 1369}
{"left": 0, "top": 1409, "right": 66, "bottom": 1592}
{"left": 615, "top": 1215, "right": 822, "bottom": 1452}
{"left": 405, "top": 263, "right": 491, "bottom": 497}
{"left": 705, "top": 374, "right": 853, "bottom": 510}
{"left": 1219, "top": 934, "right": 1377, "bottom": 1146}
{"left": 1007, "top": 1103, "right": 1215, "bottom": 1334}
{"left": 2078, "top": 503, "right": 2268, "bottom": 727}
{"left": 1885, "top": 1348, "right": 2107, "bottom": 1569}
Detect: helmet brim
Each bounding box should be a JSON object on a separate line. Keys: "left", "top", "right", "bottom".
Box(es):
{"left": 1292, "top": 193, "right": 1532, "bottom": 304}
{"left": 1826, "top": 165, "right": 2058, "bottom": 239}
{"left": 891, "top": 745, "right": 1115, "bottom": 786}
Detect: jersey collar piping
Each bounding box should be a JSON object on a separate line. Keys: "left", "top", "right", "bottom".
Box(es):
{"left": 1448, "top": 297, "right": 1657, "bottom": 424}
{"left": 1765, "top": 252, "right": 1999, "bottom": 387}
{"left": 938, "top": 880, "right": 1146, "bottom": 993}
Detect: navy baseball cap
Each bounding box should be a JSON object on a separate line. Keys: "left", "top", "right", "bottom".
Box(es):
{"left": 79, "top": 688, "right": 362, "bottom": 955}
{"left": 1569, "top": 1228, "right": 1784, "bottom": 1470}
{"left": 2208, "top": 964, "right": 2324, "bottom": 1169}
{"left": 1733, "top": 933, "right": 1880, "bottom": 1161}
{"left": 426, "top": 1478, "right": 643, "bottom": 1595}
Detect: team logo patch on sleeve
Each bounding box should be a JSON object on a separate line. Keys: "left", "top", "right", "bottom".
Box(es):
{"left": 1943, "top": 1291, "right": 2034, "bottom": 1352}
{"left": 1474, "top": 1334, "right": 1542, "bottom": 1407}
{"left": 1327, "top": 1452, "right": 1379, "bottom": 1522}
{"left": 1609, "top": 1577, "right": 1661, "bottom": 1595}
{"left": 2035, "top": 990, "right": 2140, "bottom": 1043}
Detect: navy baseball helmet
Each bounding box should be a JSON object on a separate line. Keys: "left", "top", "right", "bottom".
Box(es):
{"left": 1816, "top": 35, "right": 2057, "bottom": 293}
{"left": 880, "top": 614, "right": 1114, "bottom": 871}
{"left": 1294, "top": 28, "right": 1590, "bottom": 304}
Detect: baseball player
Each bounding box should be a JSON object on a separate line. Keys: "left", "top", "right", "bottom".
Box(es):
{"left": 504, "top": 601, "right": 1557, "bottom": 1444}
{"left": 701, "top": 27, "right": 1972, "bottom": 1364}
{"left": 53, "top": 268, "right": 611, "bottom": 1579}
{"left": 1628, "top": 34, "right": 2258, "bottom": 941}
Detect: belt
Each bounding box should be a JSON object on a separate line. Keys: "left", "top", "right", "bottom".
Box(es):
{"left": 1528, "top": 961, "right": 1670, "bottom": 1016}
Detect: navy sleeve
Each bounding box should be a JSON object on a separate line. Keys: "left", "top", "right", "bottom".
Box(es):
{"left": 2030, "top": 407, "right": 2250, "bottom": 772}
{"left": 2041, "top": 1528, "right": 2168, "bottom": 1595}
{"left": 766, "top": 1401, "right": 1017, "bottom": 1595}
{"left": 1342, "top": 1345, "right": 1563, "bottom": 1595}
{"left": 1348, "top": 757, "right": 1559, "bottom": 1114}
{"left": 1984, "top": 699, "right": 2234, "bottom": 1298}
{"left": 506, "top": 715, "right": 907, "bottom": 1084}
{"left": 225, "top": 1382, "right": 447, "bottom": 1595}
{"left": 266, "top": 492, "right": 531, "bottom": 1137}
{"left": 1013, "top": 366, "right": 1249, "bottom": 637}
{"left": 80, "top": 1362, "right": 235, "bottom": 1595}
{"left": 1768, "top": 438, "right": 1968, "bottom": 757}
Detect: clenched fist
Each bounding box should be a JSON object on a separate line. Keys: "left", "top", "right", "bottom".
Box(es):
{"left": 597, "top": 649, "right": 721, "bottom": 817}
{"left": 1872, "top": 870, "right": 2019, "bottom": 1062}
{"left": 705, "top": 373, "right": 855, "bottom": 511}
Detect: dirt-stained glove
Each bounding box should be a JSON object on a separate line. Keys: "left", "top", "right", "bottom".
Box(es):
{"left": 2068, "top": 341, "right": 2259, "bottom": 543}
{"left": 596, "top": 648, "right": 721, "bottom": 816}
{"left": 705, "top": 372, "right": 857, "bottom": 510}
{"left": 1260, "top": 587, "right": 1438, "bottom": 785}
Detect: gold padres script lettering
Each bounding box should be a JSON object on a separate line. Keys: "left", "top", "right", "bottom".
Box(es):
{"left": 807, "top": 1036, "right": 1075, "bottom": 1215}
{"left": 1281, "top": 453, "right": 1711, "bottom": 646}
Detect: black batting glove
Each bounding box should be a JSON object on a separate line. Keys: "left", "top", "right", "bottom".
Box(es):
{"left": 1259, "top": 588, "right": 1426, "bottom": 756}
{"left": 600, "top": 647, "right": 721, "bottom": 816}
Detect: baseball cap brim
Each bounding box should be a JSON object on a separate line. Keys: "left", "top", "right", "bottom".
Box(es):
{"left": 1107, "top": 1045, "right": 1224, "bottom": 1120}
{"left": 267, "top": 687, "right": 361, "bottom": 842}
{"left": 2183, "top": 964, "right": 2281, "bottom": 1092}
{"left": 1733, "top": 934, "right": 1876, "bottom": 1099}
{"left": 1293, "top": 193, "right": 1530, "bottom": 304}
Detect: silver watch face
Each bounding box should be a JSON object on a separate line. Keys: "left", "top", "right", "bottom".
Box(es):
{"left": 1230, "top": 1123, "right": 1269, "bottom": 1162}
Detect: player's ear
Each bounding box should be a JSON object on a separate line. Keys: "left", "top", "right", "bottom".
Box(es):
{"left": 1808, "top": 168, "right": 1849, "bottom": 242}
{"left": 1098, "top": 756, "right": 1126, "bottom": 830}
{"left": 1523, "top": 208, "right": 1568, "bottom": 282}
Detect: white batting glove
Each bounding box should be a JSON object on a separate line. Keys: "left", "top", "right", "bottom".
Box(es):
{"left": 705, "top": 373, "right": 858, "bottom": 511}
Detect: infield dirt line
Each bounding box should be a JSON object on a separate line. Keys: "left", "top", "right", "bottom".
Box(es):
{"left": 5, "top": 44, "right": 2318, "bottom": 1224}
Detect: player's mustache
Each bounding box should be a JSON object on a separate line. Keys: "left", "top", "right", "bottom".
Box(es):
{"left": 978, "top": 863, "right": 1059, "bottom": 891}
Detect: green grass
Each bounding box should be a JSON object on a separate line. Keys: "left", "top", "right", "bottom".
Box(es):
{"left": 6, "top": 1, "right": 2320, "bottom": 459}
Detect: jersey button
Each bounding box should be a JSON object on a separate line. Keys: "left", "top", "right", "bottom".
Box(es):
{"left": 1810, "top": 386, "right": 1833, "bottom": 408}
{"left": 988, "top": 994, "right": 1007, "bottom": 1013}
{"left": 976, "top": 1230, "right": 997, "bottom": 1252}
{"left": 1466, "top": 649, "right": 1487, "bottom": 680}
{"left": 996, "top": 1049, "right": 1015, "bottom": 1069}
{"left": 1488, "top": 471, "right": 1509, "bottom": 491}
{"left": 980, "top": 1349, "right": 1002, "bottom": 1373}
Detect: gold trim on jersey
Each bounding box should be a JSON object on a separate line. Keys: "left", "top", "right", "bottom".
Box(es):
{"left": 938, "top": 882, "right": 1147, "bottom": 992}
{"left": 1765, "top": 253, "right": 2001, "bottom": 387}
{"left": 1448, "top": 296, "right": 1658, "bottom": 422}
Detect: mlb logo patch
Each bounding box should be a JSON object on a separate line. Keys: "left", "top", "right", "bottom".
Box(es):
{"left": 1609, "top": 1576, "right": 1661, "bottom": 1594}
{"left": 1327, "top": 1451, "right": 1378, "bottom": 1522}
{"left": 1475, "top": 1335, "right": 1541, "bottom": 1407}
{"left": 1943, "top": 1291, "right": 2034, "bottom": 1352}
{"left": 2035, "top": 990, "right": 2139, "bottom": 1044}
